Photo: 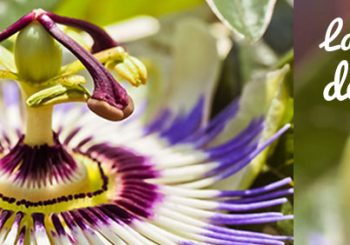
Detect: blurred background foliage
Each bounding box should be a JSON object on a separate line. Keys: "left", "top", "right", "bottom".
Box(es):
{"left": 55, "top": 0, "right": 203, "bottom": 25}
{"left": 0, "top": 0, "right": 293, "bottom": 239}
{"left": 295, "top": 0, "right": 350, "bottom": 244}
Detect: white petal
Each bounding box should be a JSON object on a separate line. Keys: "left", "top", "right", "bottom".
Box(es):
{"left": 165, "top": 18, "right": 221, "bottom": 122}
{"left": 210, "top": 65, "right": 290, "bottom": 189}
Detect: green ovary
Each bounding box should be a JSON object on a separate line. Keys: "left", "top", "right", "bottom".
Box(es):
{"left": 14, "top": 22, "right": 62, "bottom": 83}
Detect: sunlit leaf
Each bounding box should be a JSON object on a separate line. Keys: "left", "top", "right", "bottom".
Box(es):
{"left": 206, "top": 0, "right": 277, "bottom": 42}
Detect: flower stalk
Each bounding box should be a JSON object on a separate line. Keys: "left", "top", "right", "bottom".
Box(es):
{"left": 24, "top": 105, "right": 54, "bottom": 146}
{"left": 15, "top": 80, "right": 55, "bottom": 145}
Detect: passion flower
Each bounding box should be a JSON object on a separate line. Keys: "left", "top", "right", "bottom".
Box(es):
{"left": 0, "top": 9, "right": 292, "bottom": 244}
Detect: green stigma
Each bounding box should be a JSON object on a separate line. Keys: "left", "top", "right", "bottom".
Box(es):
{"left": 14, "top": 22, "right": 62, "bottom": 82}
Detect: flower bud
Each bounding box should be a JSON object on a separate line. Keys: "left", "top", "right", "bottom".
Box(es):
{"left": 15, "top": 22, "right": 62, "bottom": 82}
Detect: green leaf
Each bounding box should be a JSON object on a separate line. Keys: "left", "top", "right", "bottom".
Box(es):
{"left": 277, "top": 201, "right": 293, "bottom": 235}
{"left": 206, "top": 0, "right": 277, "bottom": 42}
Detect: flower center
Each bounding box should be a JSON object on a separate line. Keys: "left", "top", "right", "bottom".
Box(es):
{"left": 0, "top": 131, "right": 160, "bottom": 218}
{"left": 0, "top": 136, "right": 114, "bottom": 214}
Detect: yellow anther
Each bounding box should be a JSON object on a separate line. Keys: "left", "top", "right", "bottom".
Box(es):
{"left": 59, "top": 46, "right": 147, "bottom": 87}
{"left": 114, "top": 55, "right": 147, "bottom": 87}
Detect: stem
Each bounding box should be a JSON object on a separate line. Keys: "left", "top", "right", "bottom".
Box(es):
{"left": 24, "top": 105, "right": 54, "bottom": 146}
{"left": 20, "top": 84, "right": 54, "bottom": 146}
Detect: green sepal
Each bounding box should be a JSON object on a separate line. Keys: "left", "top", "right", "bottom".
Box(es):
{"left": 0, "top": 70, "right": 19, "bottom": 81}
{"left": 53, "top": 74, "right": 87, "bottom": 87}
{"left": 0, "top": 45, "right": 16, "bottom": 72}
{"left": 26, "top": 76, "right": 90, "bottom": 107}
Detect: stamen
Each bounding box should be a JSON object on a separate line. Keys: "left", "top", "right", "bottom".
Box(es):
{"left": 61, "top": 46, "right": 147, "bottom": 87}
{"left": 37, "top": 13, "right": 134, "bottom": 121}
{"left": 45, "top": 12, "right": 117, "bottom": 53}
{"left": 0, "top": 12, "right": 34, "bottom": 42}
